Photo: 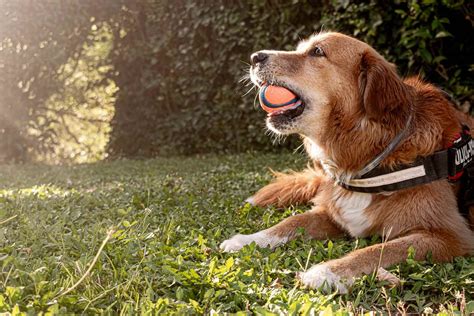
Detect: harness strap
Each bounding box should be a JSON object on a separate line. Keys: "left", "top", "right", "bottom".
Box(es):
{"left": 337, "top": 151, "right": 448, "bottom": 193}
{"left": 337, "top": 125, "right": 473, "bottom": 195}
{"left": 354, "top": 114, "right": 413, "bottom": 178}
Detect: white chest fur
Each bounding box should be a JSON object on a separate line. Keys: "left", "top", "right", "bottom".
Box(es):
{"left": 305, "top": 138, "right": 339, "bottom": 178}
{"left": 306, "top": 138, "right": 325, "bottom": 160}
{"left": 332, "top": 188, "right": 373, "bottom": 237}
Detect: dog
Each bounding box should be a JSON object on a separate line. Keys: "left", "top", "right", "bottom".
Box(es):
{"left": 220, "top": 32, "right": 474, "bottom": 293}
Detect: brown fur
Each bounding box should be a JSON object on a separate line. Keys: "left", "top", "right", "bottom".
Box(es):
{"left": 251, "top": 166, "right": 324, "bottom": 207}
{"left": 225, "top": 32, "right": 474, "bottom": 291}
{"left": 267, "top": 206, "right": 345, "bottom": 240}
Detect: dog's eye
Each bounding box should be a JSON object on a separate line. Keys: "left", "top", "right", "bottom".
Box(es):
{"left": 310, "top": 46, "right": 325, "bottom": 57}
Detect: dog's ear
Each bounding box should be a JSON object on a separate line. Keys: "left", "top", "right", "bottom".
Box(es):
{"left": 359, "top": 50, "right": 410, "bottom": 119}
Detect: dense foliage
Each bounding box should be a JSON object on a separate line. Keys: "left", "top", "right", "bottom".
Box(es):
{"left": 0, "top": 155, "right": 472, "bottom": 313}
{"left": 0, "top": 0, "right": 472, "bottom": 163}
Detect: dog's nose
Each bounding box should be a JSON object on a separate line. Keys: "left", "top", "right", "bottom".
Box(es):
{"left": 251, "top": 52, "right": 269, "bottom": 66}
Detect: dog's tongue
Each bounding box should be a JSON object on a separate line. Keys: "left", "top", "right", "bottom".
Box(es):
{"left": 259, "top": 85, "right": 299, "bottom": 113}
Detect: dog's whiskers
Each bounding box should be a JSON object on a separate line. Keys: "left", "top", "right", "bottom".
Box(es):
{"left": 253, "top": 90, "right": 260, "bottom": 109}
{"left": 293, "top": 142, "right": 306, "bottom": 156}
{"left": 264, "top": 126, "right": 287, "bottom": 145}
{"left": 239, "top": 73, "right": 251, "bottom": 84}
{"left": 243, "top": 85, "right": 256, "bottom": 97}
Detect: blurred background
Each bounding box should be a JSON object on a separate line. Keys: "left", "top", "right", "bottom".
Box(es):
{"left": 0, "top": 0, "right": 472, "bottom": 165}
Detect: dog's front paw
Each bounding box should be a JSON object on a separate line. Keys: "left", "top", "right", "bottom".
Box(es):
{"left": 219, "top": 234, "right": 254, "bottom": 252}
{"left": 245, "top": 196, "right": 255, "bottom": 206}
{"left": 298, "top": 264, "right": 350, "bottom": 294}
{"left": 220, "top": 231, "right": 287, "bottom": 252}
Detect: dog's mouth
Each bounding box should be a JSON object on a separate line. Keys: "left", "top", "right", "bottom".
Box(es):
{"left": 266, "top": 94, "right": 306, "bottom": 121}
{"left": 259, "top": 82, "right": 306, "bottom": 120}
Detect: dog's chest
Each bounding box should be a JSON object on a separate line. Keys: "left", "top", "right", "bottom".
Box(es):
{"left": 305, "top": 138, "right": 374, "bottom": 236}
{"left": 331, "top": 188, "right": 373, "bottom": 237}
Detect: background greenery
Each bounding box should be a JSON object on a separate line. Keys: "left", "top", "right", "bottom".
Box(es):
{"left": 0, "top": 154, "right": 472, "bottom": 314}
{"left": 0, "top": 0, "right": 472, "bottom": 164}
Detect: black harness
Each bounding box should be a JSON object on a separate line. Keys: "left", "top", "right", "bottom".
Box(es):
{"left": 336, "top": 123, "right": 474, "bottom": 217}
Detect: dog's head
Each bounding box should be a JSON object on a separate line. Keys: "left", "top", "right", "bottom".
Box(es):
{"left": 250, "top": 32, "right": 411, "bottom": 146}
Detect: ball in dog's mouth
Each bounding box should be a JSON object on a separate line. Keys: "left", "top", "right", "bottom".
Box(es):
{"left": 258, "top": 84, "right": 305, "bottom": 120}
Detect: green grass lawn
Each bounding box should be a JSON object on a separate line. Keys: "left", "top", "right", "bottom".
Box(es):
{"left": 0, "top": 154, "right": 473, "bottom": 315}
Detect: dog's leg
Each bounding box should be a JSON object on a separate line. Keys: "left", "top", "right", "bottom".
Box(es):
{"left": 298, "top": 229, "right": 470, "bottom": 293}
{"left": 248, "top": 168, "right": 324, "bottom": 207}
{"left": 220, "top": 207, "right": 343, "bottom": 252}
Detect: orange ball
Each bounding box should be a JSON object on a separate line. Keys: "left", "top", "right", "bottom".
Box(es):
{"left": 259, "top": 85, "right": 300, "bottom": 113}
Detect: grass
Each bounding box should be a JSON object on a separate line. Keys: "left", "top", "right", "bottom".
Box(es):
{"left": 0, "top": 153, "right": 473, "bottom": 315}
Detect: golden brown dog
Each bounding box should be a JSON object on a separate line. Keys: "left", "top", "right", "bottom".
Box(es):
{"left": 220, "top": 32, "right": 474, "bottom": 293}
